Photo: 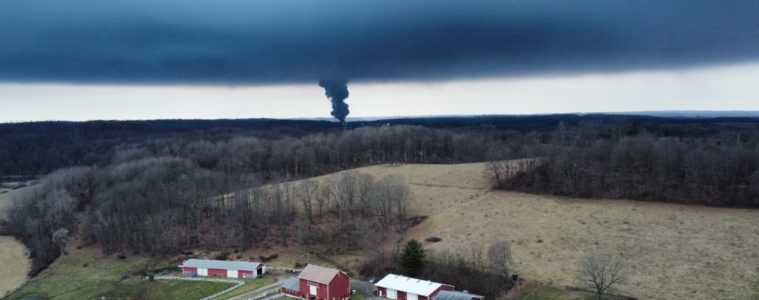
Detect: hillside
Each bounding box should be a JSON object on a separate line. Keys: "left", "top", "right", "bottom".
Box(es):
{"left": 0, "top": 236, "right": 30, "bottom": 297}
{"left": 3, "top": 161, "right": 758, "bottom": 299}
{"left": 301, "top": 163, "right": 759, "bottom": 300}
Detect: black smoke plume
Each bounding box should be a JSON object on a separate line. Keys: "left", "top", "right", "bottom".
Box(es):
{"left": 319, "top": 79, "right": 350, "bottom": 125}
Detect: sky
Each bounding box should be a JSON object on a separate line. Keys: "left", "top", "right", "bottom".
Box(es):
{"left": 1, "top": 1, "right": 759, "bottom": 121}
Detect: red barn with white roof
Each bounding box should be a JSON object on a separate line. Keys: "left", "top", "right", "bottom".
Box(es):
{"left": 375, "top": 274, "right": 454, "bottom": 300}
{"left": 179, "top": 259, "right": 266, "bottom": 279}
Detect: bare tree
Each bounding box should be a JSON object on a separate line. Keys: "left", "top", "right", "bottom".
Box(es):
{"left": 487, "top": 240, "right": 512, "bottom": 276}
{"left": 579, "top": 254, "right": 627, "bottom": 300}
{"left": 52, "top": 228, "right": 70, "bottom": 257}
{"left": 296, "top": 180, "right": 319, "bottom": 223}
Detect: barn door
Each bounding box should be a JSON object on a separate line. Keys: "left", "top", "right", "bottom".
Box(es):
{"left": 408, "top": 293, "right": 418, "bottom": 300}
{"left": 387, "top": 289, "right": 397, "bottom": 299}
{"left": 310, "top": 285, "right": 318, "bottom": 296}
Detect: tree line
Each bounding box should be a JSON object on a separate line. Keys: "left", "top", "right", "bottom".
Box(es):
{"left": 491, "top": 123, "right": 759, "bottom": 207}
{"left": 4, "top": 114, "right": 755, "bottom": 176}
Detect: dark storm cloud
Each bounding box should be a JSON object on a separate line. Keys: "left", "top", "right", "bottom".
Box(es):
{"left": 1, "top": 0, "right": 759, "bottom": 84}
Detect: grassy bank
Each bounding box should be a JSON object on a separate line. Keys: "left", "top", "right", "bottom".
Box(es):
{"left": 107, "top": 279, "right": 235, "bottom": 299}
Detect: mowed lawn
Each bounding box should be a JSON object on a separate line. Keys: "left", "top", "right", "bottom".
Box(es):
{"left": 0, "top": 236, "right": 30, "bottom": 297}
{"left": 299, "top": 163, "right": 759, "bottom": 300}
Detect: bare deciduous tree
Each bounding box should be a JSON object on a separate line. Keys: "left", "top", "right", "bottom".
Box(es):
{"left": 487, "top": 240, "right": 512, "bottom": 276}
{"left": 296, "top": 180, "right": 319, "bottom": 223}
{"left": 52, "top": 228, "right": 70, "bottom": 257}
{"left": 579, "top": 254, "right": 627, "bottom": 300}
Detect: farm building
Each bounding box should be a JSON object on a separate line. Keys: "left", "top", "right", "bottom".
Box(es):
{"left": 434, "top": 291, "right": 483, "bottom": 300}
{"left": 282, "top": 264, "right": 351, "bottom": 300}
{"left": 179, "top": 259, "right": 266, "bottom": 279}
{"left": 375, "top": 274, "right": 454, "bottom": 300}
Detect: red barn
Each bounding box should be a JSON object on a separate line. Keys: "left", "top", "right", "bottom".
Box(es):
{"left": 375, "top": 274, "right": 454, "bottom": 300}
{"left": 282, "top": 264, "right": 351, "bottom": 300}
{"left": 179, "top": 259, "right": 266, "bottom": 279}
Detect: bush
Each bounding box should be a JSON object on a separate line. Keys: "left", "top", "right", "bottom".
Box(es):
{"left": 215, "top": 251, "right": 230, "bottom": 260}
{"left": 422, "top": 252, "right": 513, "bottom": 299}
{"left": 425, "top": 236, "right": 442, "bottom": 243}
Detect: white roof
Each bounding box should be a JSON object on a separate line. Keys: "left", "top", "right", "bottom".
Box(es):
{"left": 375, "top": 274, "right": 450, "bottom": 296}
{"left": 180, "top": 259, "right": 263, "bottom": 271}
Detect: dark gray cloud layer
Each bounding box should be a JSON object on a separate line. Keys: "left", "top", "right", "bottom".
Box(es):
{"left": 1, "top": 0, "right": 759, "bottom": 84}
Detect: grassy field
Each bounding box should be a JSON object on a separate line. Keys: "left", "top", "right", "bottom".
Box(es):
{"left": 510, "top": 282, "right": 626, "bottom": 300}
{"left": 7, "top": 244, "right": 280, "bottom": 300}
{"left": 0, "top": 236, "right": 30, "bottom": 298}
{"left": 7, "top": 247, "right": 148, "bottom": 300}
{"left": 209, "top": 276, "right": 276, "bottom": 299}
{"left": 295, "top": 163, "right": 759, "bottom": 300}
{"left": 106, "top": 278, "right": 236, "bottom": 300}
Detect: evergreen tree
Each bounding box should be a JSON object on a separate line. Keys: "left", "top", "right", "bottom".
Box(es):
{"left": 401, "top": 239, "right": 426, "bottom": 276}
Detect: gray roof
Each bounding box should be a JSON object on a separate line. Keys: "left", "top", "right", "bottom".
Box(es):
{"left": 434, "top": 291, "right": 483, "bottom": 300}
{"left": 282, "top": 277, "right": 300, "bottom": 291}
{"left": 181, "top": 259, "right": 263, "bottom": 271}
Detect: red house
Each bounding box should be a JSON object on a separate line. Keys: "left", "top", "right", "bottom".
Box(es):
{"left": 282, "top": 264, "right": 351, "bottom": 300}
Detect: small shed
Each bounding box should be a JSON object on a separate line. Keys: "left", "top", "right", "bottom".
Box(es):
{"left": 179, "top": 259, "right": 266, "bottom": 279}
{"left": 434, "top": 291, "right": 483, "bottom": 300}
{"left": 375, "top": 274, "right": 454, "bottom": 300}
{"left": 282, "top": 264, "right": 351, "bottom": 300}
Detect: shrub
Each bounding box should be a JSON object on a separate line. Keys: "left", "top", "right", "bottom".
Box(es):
{"left": 425, "top": 236, "right": 442, "bottom": 243}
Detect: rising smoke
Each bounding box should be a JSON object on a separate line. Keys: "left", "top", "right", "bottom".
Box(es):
{"left": 318, "top": 79, "right": 350, "bottom": 125}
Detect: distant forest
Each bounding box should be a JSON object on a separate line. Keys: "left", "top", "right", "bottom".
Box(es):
{"left": 4, "top": 114, "right": 757, "bottom": 176}
{"left": 3, "top": 115, "right": 759, "bottom": 276}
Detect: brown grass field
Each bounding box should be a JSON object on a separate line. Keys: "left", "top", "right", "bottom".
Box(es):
{"left": 305, "top": 163, "right": 759, "bottom": 300}
{"left": 0, "top": 236, "right": 31, "bottom": 297}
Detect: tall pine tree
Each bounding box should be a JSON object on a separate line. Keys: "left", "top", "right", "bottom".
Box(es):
{"left": 400, "top": 239, "right": 426, "bottom": 276}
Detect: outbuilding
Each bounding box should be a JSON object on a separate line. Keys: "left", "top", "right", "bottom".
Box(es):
{"left": 375, "top": 274, "right": 454, "bottom": 300}
{"left": 179, "top": 259, "right": 266, "bottom": 279}
{"left": 433, "top": 290, "right": 483, "bottom": 300}
{"left": 282, "top": 264, "right": 351, "bottom": 300}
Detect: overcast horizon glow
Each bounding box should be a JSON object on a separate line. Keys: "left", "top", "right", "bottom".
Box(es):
{"left": 1, "top": 62, "right": 758, "bottom": 122}
{"left": 3, "top": 1, "right": 759, "bottom": 122}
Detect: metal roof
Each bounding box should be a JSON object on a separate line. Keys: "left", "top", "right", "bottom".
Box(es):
{"left": 298, "top": 264, "right": 342, "bottom": 285}
{"left": 180, "top": 259, "right": 263, "bottom": 271}
{"left": 375, "top": 274, "right": 450, "bottom": 296}
{"left": 282, "top": 277, "right": 300, "bottom": 291}
{"left": 434, "top": 290, "right": 483, "bottom": 300}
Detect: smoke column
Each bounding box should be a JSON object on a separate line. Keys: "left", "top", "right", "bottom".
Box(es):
{"left": 318, "top": 79, "right": 350, "bottom": 126}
